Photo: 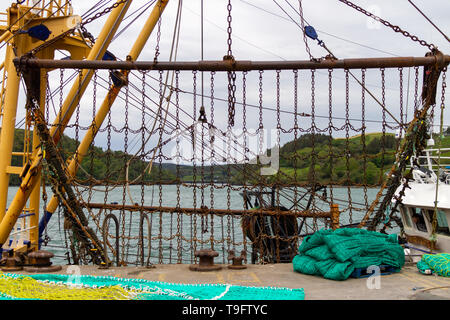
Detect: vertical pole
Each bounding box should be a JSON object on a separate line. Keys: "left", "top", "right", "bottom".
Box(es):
{"left": 330, "top": 204, "right": 340, "bottom": 230}
{"left": 29, "top": 69, "right": 47, "bottom": 250}
{"left": 0, "top": 46, "right": 20, "bottom": 222}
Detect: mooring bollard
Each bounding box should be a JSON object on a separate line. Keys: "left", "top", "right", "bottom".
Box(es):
{"left": 189, "top": 249, "right": 222, "bottom": 271}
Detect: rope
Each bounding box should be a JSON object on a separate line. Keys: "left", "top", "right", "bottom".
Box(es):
{"left": 431, "top": 68, "right": 447, "bottom": 237}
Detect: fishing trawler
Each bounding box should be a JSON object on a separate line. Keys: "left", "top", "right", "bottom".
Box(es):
{"left": 395, "top": 146, "right": 450, "bottom": 262}
{"left": 0, "top": 0, "right": 449, "bottom": 301}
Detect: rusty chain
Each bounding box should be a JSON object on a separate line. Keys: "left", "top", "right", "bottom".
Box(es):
{"left": 30, "top": 35, "right": 448, "bottom": 266}
{"left": 338, "top": 0, "right": 437, "bottom": 51}
{"left": 225, "top": 0, "right": 237, "bottom": 127}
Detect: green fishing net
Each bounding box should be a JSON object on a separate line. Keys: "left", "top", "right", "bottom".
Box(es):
{"left": 292, "top": 228, "right": 405, "bottom": 281}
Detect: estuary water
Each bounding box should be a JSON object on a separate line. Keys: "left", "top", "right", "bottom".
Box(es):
{"left": 6, "top": 185, "right": 395, "bottom": 266}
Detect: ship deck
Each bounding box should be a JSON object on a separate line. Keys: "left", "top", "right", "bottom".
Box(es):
{"left": 13, "top": 262, "right": 450, "bottom": 300}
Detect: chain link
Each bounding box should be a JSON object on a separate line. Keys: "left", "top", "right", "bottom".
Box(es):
{"left": 338, "top": 0, "right": 437, "bottom": 51}
{"left": 327, "top": 69, "right": 334, "bottom": 203}
{"left": 298, "top": 0, "right": 314, "bottom": 61}
{"left": 226, "top": 0, "right": 233, "bottom": 57}
{"left": 28, "top": 25, "right": 449, "bottom": 265}
{"left": 380, "top": 68, "right": 387, "bottom": 186}
{"left": 225, "top": 0, "right": 237, "bottom": 127}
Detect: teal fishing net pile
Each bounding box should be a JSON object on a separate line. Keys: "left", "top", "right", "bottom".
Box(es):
{"left": 0, "top": 272, "right": 304, "bottom": 300}
{"left": 292, "top": 228, "right": 405, "bottom": 281}
{"left": 417, "top": 253, "right": 450, "bottom": 277}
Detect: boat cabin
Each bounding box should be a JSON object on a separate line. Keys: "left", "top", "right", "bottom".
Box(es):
{"left": 396, "top": 148, "right": 450, "bottom": 260}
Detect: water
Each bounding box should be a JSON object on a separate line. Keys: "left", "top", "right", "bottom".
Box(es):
{"left": 6, "top": 185, "right": 393, "bottom": 266}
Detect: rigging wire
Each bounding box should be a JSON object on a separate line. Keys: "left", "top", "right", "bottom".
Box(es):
{"left": 407, "top": 0, "right": 449, "bottom": 43}
{"left": 0, "top": 0, "right": 58, "bottom": 51}
{"left": 112, "top": 0, "right": 157, "bottom": 42}
{"left": 271, "top": 0, "right": 404, "bottom": 128}
{"left": 239, "top": 0, "right": 400, "bottom": 57}
{"left": 184, "top": 5, "right": 286, "bottom": 61}
{"left": 81, "top": 0, "right": 112, "bottom": 19}
{"left": 177, "top": 4, "right": 405, "bottom": 93}
{"left": 74, "top": 69, "right": 316, "bottom": 213}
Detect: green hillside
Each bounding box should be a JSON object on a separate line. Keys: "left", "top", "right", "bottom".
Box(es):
{"left": 277, "top": 132, "right": 398, "bottom": 186}
{"left": 233, "top": 132, "right": 450, "bottom": 186}
{"left": 7, "top": 129, "right": 450, "bottom": 186}
{"left": 10, "top": 129, "right": 177, "bottom": 186}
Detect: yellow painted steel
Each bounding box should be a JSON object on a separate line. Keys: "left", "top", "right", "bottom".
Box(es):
{"left": 50, "top": 1, "right": 132, "bottom": 144}
{"left": 0, "top": 0, "right": 133, "bottom": 247}
{"left": 128, "top": 0, "right": 169, "bottom": 61}
{"left": 45, "top": 0, "right": 170, "bottom": 215}
{"left": 0, "top": 45, "right": 21, "bottom": 222}
{"left": 0, "top": 31, "right": 13, "bottom": 44}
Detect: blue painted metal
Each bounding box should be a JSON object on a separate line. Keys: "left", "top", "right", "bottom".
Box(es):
{"left": 27, "top": 25, "right": 51, "bottom": 41}
{"left": 38, "top": 210, "right": 52, "bottom": 236}
{"left": 102, "top": 50, "right": 116, "bottom": 61}
{"left": 350, "top": 265, "right": 396, "bottom": 278}
{"left": 305, "top": 26, "right": 318, "bottom": 40}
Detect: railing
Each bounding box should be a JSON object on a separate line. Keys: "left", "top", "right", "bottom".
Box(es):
{"left": 2, "top": 211, "right": 34, "bottom": 251}
{"left": 416, "top": 148, "right": 450, "bottom": 170}
{"left": 408, "top": 148, "right": 450, "bottom": 184}
{"left": 0, "top": 1, "right": 72, "bottom": 28}
{"left": 23, "top": 0, "right": 72, "bottom": 18}
{"left": 0, "top": 12, "right": 7, "bottom": 25}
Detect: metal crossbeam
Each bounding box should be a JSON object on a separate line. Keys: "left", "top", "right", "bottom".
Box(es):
{"left": 14, "top": 54, "right": 450, "bottom": 71}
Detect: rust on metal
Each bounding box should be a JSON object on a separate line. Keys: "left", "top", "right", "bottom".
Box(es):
{"left": 82, "top": 202, "right": 334, "bottom": 218}
{"left": 13, "top": 55, "right": 450, "bottom": 71}
{"left": 24, "top": 250, "right": 62, "bottom": 273}
{"left": 330, "top": 204, "right": 341, "bottom": 230}
{"left": 189, "top": 249, "right": 222, "bottom": 272}
{"left": 404, "top": 234, "right": 438, "bottom": 251}
{"left": 227, "top": 249, "right": 247, "bottom": 270}
{"left": 0, "top": 250, "right": 23, "bottom": 272}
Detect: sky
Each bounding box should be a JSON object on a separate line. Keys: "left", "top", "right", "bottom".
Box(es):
{"left": 0, "top": 0, "right": 449, "bottom": 164}
{"left": 62, "top": 0, "right": 450, "bottom": 61}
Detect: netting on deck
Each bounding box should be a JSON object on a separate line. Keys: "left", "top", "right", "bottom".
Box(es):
{"left": 0, "top": 272, "right": 304, "bottom": 300}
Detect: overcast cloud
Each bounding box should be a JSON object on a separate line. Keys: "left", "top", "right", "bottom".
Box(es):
{"left": 0, "top": 0, "right": 449, "bottom": 164}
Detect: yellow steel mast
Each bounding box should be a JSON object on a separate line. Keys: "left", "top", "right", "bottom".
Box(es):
{"left": 41, "top": 0, "right": 169, "bottom": 234}
{"left": 0, "top": 0, "right": 91, "bottom": 253}
{"left": 0, "top": 0, "right": 166, "bottom": 255}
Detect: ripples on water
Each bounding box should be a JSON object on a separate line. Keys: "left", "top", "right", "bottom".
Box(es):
{"left": 7, "top": 185, "right": 396, "bottom": 266}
